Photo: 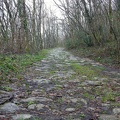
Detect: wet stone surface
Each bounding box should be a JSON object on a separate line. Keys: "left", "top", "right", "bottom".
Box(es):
{"left": 0, "top": 48, "right": 120, "bottom": 120}
{"left": 12, "top": 114, "right": 33, "bottom": 120}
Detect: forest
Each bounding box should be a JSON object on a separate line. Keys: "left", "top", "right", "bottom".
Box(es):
{"left": 0, "top": 0, "right": 120, "bottom": 120}
{"left": 0, "top": 0, "right": 120, "bottom": 65}
{"left": 0, "top": 0, "right": 60, "bottom": 54}
{"left": 55, "top": 0, "right": 120, "bottom": 66}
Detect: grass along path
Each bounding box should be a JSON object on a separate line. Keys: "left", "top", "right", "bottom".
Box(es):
{"left": 0, "top": 49, "right": 48, "bottom": 86}
{"left": 0, "top": 48, "right": 120, "bottom": 120}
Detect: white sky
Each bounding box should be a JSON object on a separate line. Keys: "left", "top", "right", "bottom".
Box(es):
{"left": 44, "top": 0, "right": 63, "bottom": 18}
{"left": 27, "top": 0, "right": 63, "bottom": 18}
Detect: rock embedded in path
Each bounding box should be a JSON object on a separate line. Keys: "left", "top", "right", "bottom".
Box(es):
{"left": 28, "top": 104, "right": 36, "bottom": 110}
{"left": 70, "top": 98, "right": 78, "bottom": 103}
{"left": 113, "top": 108, "right": 120, "bottom": 114}
{"left": 0, "top": 102, "right": 20, "bottom": 113}
{"left": 28, "top": 103, "right": 46, "bottom": 110}
{"left": 99, "top": 114, "right": 120, "bottom": 120}
{"left": 31, "top": 89, "right": 44, "bottom": 95}
{"left": 21, "top": 97, "right": 36, "bottom": 102}
{"left": 102, "top": 103, "right": 110, "bottom": 107}
{"left": 87, "top": 81, "right": 102, "bottom": 86}
{"left": 63, "top": 84, "right": 69, "bottom": 88}
{"left": 32, "top": 78, "right": 50, "bottom": 84}
{"left": 36, "top": 104, "right": 45, "bottom": 110}
{"left": 81, "top": 81, "right": 102, "bottom": 86}
{"left": 12, "top": 114, "right": 32, "bottom": 120}
{"left": 46, "top": 86, "right": 55, "bottom": 92}
{"left": 21, "top": 97, "right": 52, "bottom": 103}
{"left": 0, "top": 91, "right": 14, "bottom": 105}
{"left": 101, "top": 103, "right": 110, "bottom": 111}
{"left": 65, "top": 108, "right": 75, "bottom": 112}
{"left": 80, "top": 99, "right": 87, "bottom": 105}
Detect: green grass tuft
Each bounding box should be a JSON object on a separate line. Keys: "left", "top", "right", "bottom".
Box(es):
{"left": 71, "top": 63, "right": 100, "bottom": 79}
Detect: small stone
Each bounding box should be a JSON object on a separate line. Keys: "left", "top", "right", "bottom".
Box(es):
{"left": 113, "top": 108, "right": 120, "bottom": 114}
{"left": 31, "top": 89, "right": 45, "bottom": 95}
{"left": 36, "top": 104, "right": 45, "bottom": 110}
{"left": 38, "top": 97, "right": 52, "bottom": 102}
{"left": 53, "top": 109, "right": 61, "bottom": 114}
{"left": 65, "top": 108, "right": 75, "bottom": 112}
{"left": 80, "top": 99, "right": 87, "bottom": 105}
{"left": 67, "top": 90, "right": 72, "bottom": 94}
{"left": 63, "top": 84, "right": 69, "bottom": 88}
{"left": 0, "top": 103, "right": 20, "bottom": 113}
{"left": 102, "top": 104, "right": 110, "bottom": 111}
{"left": 21, "top": 97, "right": 36, "bottom": 102}
{"left": 87, "top": 81, "right": 102, "bottom": 86}
{"left": 46, "top": 87, "right": 55, "bottom": 91}
{"left": 102, "top": 103, "right": 110, "bottom": 107}
{"left": 99, "top": 114, "right": 120, "bottom": 120}
{"left": 31, "top": 91, "right": 40, "bottom": 95}
{"left": 32, "top": 79, "right": 50, "bottom": 84}
{"left": 12, "top": 114, "right": 32, "bottom": 120}
{"left": 28, "top": 104, "right": 36, "bottom": 110}
{"left": 71, "top": 98, "right": 78, "bottom": 103}
{"left": 83, "top": 87, "right": 91, "bottom": 91}
{"left": 80, "top": 60, "right": 85, "bottom": 63}
{"left": 21, "top": 97, "right": 52, "bottom": 103}
{"left": 88, "top": 107, "right": 95, "bottom": 111}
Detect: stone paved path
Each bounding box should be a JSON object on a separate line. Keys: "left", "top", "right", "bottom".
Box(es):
{"left": 0, "top": 48, "right": 120, "bottom": 120}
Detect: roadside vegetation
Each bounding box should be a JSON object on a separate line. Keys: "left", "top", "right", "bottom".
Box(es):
{"left": 0, "top": 50, "right": 48, "bottom": 84}
{"left": 68, "top": 43, "right": 120, "bottom": 69}
{"left": 54, "top": 0, "right": 120, "bottom": 69}
{"left": 0, "top": 0, "right": 59, "bottom": 87}
{"left": 71, "top": 63, "right": 103, "bottom": 79}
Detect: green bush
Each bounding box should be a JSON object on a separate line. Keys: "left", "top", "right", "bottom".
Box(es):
{"left": 83, "top": 35, "right": 93, "bottom": 47}
{"left": 65, "top": 38, "right": 82, "bottom": 49}
{"left": 64, "top": 31, "right": 94, "bottom": 49}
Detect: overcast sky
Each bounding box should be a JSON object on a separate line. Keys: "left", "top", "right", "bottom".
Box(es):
{"left": 44, "top": 0, "right": 63, "bottom": 18}
{"left": 27, "top": 0, "right": 63, "bottom": 18}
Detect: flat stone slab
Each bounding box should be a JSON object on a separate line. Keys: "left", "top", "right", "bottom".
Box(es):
{"left": 21, "top": 97, "right": 52, "bottom": 103}
{"left": 31, "top": 79, "right": 50, "bottom": 84}
{"left": 0, "top": 91, "right": 14, "bottom": 105}
{"left": 28, "top": 104, "right": 36, "bottom": 110}
{"left": 99, "top": 114, "right": 120, "bottom": 120}
{"left": 81, "top": 81, "right": 102, "bottom": 86}
{"left": 28, "top": 103, "right": 45, "bottom": 110}
{"left": 65, "top": 108, "right": 75, "bottom": 112}
{"left": 70, "top": 98, "right": 78, "bottom": 103}
{"left": 0, "top": 103, "right": 20, "bottom": 113}
{"left": 113, "top": 108, "right": 120, "bottom": 114}
{"left": 36, "top": 104, "right": 45, "bottom": 110}
{"left": 12, "top": 114, "right": 32, "bottom": 120}
{"left": 80, "top": 99, "right": 87, "bottom": 105}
